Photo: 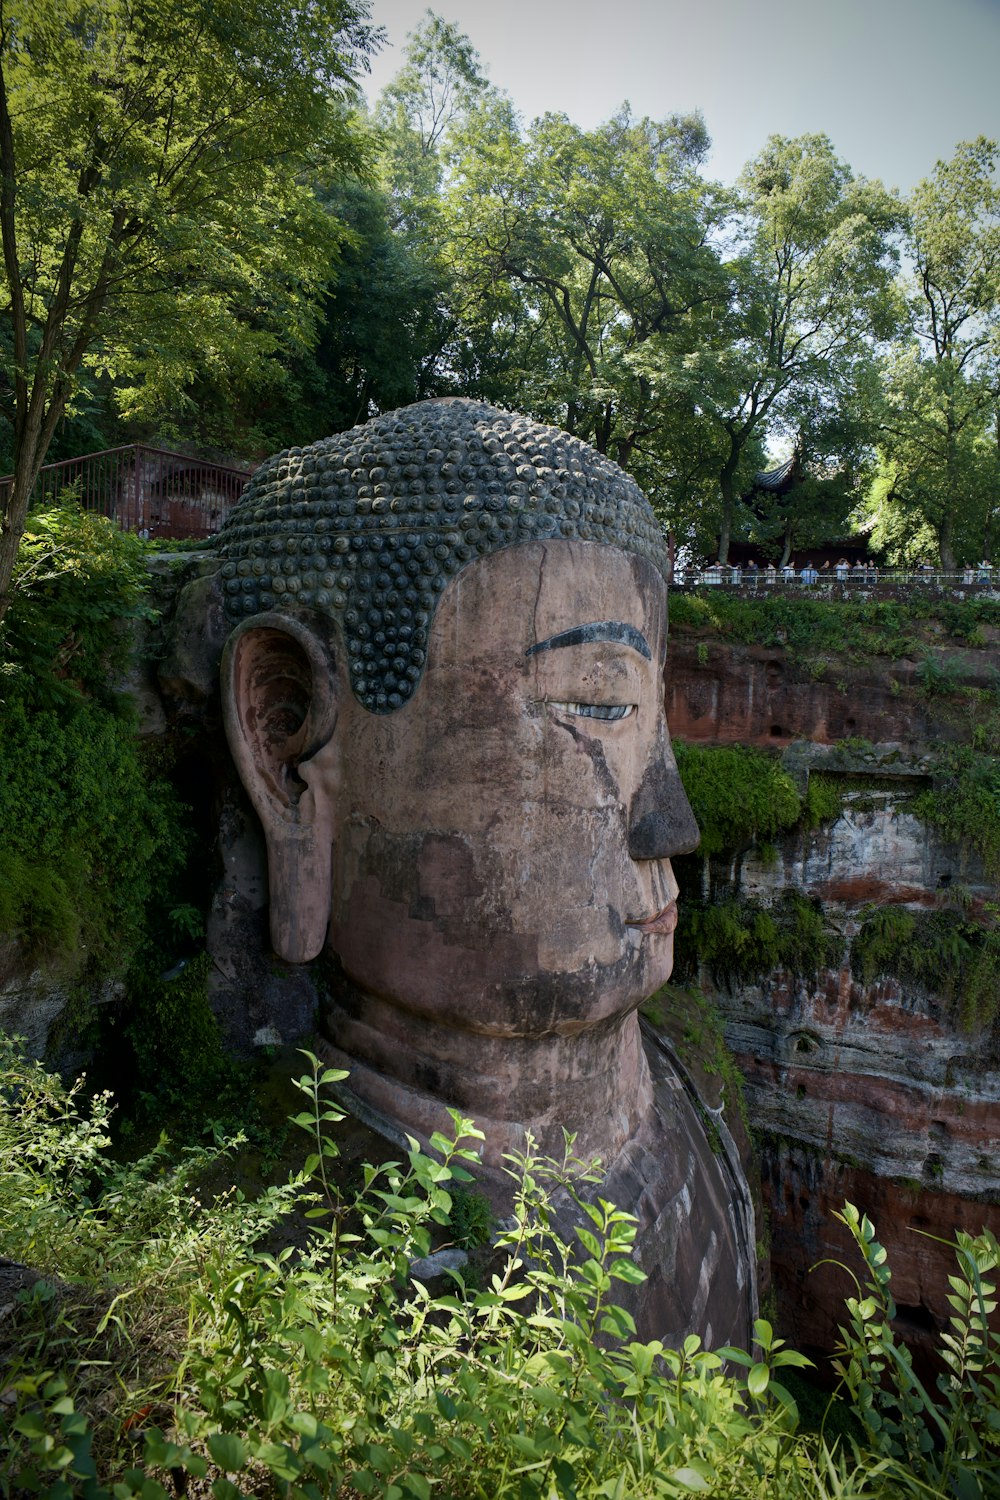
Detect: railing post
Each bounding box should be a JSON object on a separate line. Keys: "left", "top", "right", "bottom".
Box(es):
{"left": 1, "top": 441, "right": 250, "bottom": 539}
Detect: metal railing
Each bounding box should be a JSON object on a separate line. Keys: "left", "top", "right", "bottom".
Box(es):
{"left": 674, "top": 566, "right": 998, "bottom": 591}
{"left": 0, "top": 444, "right": 252, "bottom": 540}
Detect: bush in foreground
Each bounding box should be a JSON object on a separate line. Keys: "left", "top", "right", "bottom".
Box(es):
{"left": 1, "top": 1040, "right": 999, "bottom": 1499}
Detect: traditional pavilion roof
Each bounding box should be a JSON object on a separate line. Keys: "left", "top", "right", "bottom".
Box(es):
{"left": 752, "top": 455, "right": 799, "bottom": 493}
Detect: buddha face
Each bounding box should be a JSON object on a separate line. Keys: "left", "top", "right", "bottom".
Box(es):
{"left": 223, "top": 538, "right": 698, "bottom": 1040}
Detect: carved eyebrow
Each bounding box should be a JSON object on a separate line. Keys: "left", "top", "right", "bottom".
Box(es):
{"left": 525, "top": 621, "right": 652, "bottom": 660}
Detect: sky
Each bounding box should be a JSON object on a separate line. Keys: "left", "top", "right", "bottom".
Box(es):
{"left": 360, "top": 0, "right": 1000, "bottom": 192}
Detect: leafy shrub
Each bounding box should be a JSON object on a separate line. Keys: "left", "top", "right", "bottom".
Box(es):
{"left": 5, "top": 1048, "right": 1000, "bottom": 1499}
{"left": 912, "top": 750, "right": 1000, "bottom": 881}
{"left": 1, "top": 504, "right": 154, "bottom": 705}
{"left": 916, "top": 651, "right": 969, "bottom": 696}
{"left": 670, "top": 590, "right": 1000, "bottom": 662}
{"left": 670, "top": 592, "right": 915, "bottom": 660}
{"left": 0, "top": 504, "right": 198, "bottom": 993}
{"left": 831, "top": 1202, "right": 1000, "bottom": 1498}
{"left": 674, "top": 741, "right": 802, "bottom": 857}
{"left": 802, "top": 774, "right": 844, "bottom": 826}
{"left": 447, "top": 1183, "right": 494, "bottom": 1249}
{"left": 0, "top": 1033, "right": 299, "bottom": 1292}
{"left": 114, "top": 951, "right": 230, "bottom": 1104}
{"left": 0, "top": 688, "right": 189, "bottom": 973}
{"left": 850, "top": 905, "right": 1000, "bottom": 1036}
{"left": 677, "top": 889, "right": 841, "bottom": 990}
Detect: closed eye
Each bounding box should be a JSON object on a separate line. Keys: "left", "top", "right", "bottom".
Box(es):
{"left": 547, "top": 701, "right": 636, "bottom": 721}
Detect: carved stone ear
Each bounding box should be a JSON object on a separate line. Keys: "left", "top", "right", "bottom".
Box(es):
{"left": 221, "top": 613, "right": 339, "bottom": 962}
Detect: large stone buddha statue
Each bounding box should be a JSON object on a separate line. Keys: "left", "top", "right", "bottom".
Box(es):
{"left": 216, "top": 398, "right": 755, "bottom": 1348}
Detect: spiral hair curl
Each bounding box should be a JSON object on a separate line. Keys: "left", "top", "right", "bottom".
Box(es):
{"left": 217, "top": 398, "right": 668, "bottom": 713}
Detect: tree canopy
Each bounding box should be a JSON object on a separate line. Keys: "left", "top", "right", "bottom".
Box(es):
{"left": 669, "top": 134, "right": 901, "bottom": 561}
{"left": 4, "top": 6, "right": 999, "bottom": 579}
{"left": 867, "top": 139, "right": 1000, "bottom": 568}
{"left": 0, "top": 0, "right": 378, "bottom": 622}
{"left": 445, "top": 106, "right": 723, "bottom": 473}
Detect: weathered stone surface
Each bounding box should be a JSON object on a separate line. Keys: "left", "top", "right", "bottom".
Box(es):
{"left": 740, "top": 791, "right": 991, "bottom": 909}
{"left": 0, "top": 967, "right": 71, "bottom": 1060}
{"left": 158, "top": 565, "right": 227, "bottom": 706}
{"left": 719, "top": 966, "right": 1000, "bottom": 1194}
{"left": 408, "top": 1248, "right": 469, "bottom": 1281}
{"left": 203, "top": 788, "right": 321, "bottom": 1057}
{"left": 763, "top": 1143, "right": 1000, "bottom": 1364}
{"left": 0, "top": 941, "right": 123, "bottom": 1069}
{"left": 666, "top": 638, "right": 996, "bottom": 748}
{"left": 710, "top": 918, "right": 1000, "bottom": 1360}
{"left": 666, "top": 629, "right": 1000, "bottom": 1360}
{"left": 219, "top": 400, "right": 757, "bottom": 1349}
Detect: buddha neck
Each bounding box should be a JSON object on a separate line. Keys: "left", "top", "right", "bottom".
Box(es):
{"left": 320, "top": 976, "right": 654, "bottom": 1177}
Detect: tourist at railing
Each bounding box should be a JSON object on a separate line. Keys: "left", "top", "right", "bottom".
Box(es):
{"left": 674, "top": 563, "right": 995, "bottom": 590}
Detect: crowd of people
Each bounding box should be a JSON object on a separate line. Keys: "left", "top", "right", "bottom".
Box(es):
{"left": 676, "top": 557, "right": 996, "bottom": 588}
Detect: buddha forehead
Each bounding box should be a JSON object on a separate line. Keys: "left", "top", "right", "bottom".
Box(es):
{"left": 216, "top": 399, "right": 669, "bottom": 713}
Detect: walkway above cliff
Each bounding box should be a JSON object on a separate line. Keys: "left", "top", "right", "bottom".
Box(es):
{"left": 673, "top": 567, "right": 999, "bottom": 601}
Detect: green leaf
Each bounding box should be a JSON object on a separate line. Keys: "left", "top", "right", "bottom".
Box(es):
{"left": 608, "top": 1256, "right": 646, "bottom": 1284}
{"left": 670, "top": 1466, "right": 712, "bottom": 1492}
{"left": 747, "top": 1362, "right": 770, "bottom": 1396}
{"left": 772, "top": 1349, "right": 813, "bottom": 1369}
{"left": 575, "top": 1226, "right": 601, "bottom": 1259}
{"left": 753, "top": 1317, "right": 774, "bottom": 1348}
{"left": 207, "top": 1434, "right": 247, "bottom": 1472}
{"left": 318, "top": 1067, "right": 349, "bottom": 1085}
{"left": 211, "top": 1482, "right": 243, "bottom": 1500}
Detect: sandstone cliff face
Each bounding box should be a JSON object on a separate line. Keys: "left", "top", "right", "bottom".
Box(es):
{"left": 738, "top": 781, "right": 990, "bottom": 912}
{"left": 666, "top": 636, "right": 996, "bottom": 749}
{"left": 716, "top": 961, "right": 1000, "bottom": 1358}
{"left": 666, "top": 626, "right": 1000, "bottom": 1363}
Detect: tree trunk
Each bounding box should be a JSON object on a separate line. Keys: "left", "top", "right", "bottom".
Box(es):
{"left": 0, "top": 468, "right": 36, "bottom": 627}
{"left": 779, "top": 518, "right": 793, "bottom": 569}
{"left": 939, "top": 399, "right": 959, "bottom": 573}
{"left": 717, "top": 451, "right": 739, "bottom": 564}
{"left": 938, "top": 509, "right": 956, "bottom": 573}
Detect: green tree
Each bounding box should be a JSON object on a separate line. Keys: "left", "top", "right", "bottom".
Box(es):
{"left": 865, "top": 351, "right": 999, "bottom": 567}
{"left": 675, "top": 134, "right": 900, "bottom": 561}
{"left": 0, "top": 0, "right": 377, "bottom": 625}
{"left": 869, "top": 139, "right": 1000, "bottom": 569}
{"left": 374, "top": 7, "right": 492, "bottom": 230}
{"left": 370, "top": 10, "right": 508, "bottom": 402}
{"left": 747, "top": 385, "right": 882, "bottom": 565}
{"left": 443, "top": 104, "right": 729, "bottom": 507}
{"left": 169, "top": 175, "right": 445, "bottom": 454}
{"left": 284, "top": 176, "right": 447, "bottom": 433}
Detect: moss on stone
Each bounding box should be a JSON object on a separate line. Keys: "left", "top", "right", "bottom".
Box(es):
{"left": 673, "top": 742, "right": 802, "bottom": 857}
{"left": 850, "top": 904, "right": 1000, "bottom": 1038}
{"left": 675, "top": 889, "right": 842, "bottom": 991}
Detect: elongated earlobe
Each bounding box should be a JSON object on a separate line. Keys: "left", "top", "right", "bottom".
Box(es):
{"left": 221, "top": 613, "right": 339, "bottom": 962}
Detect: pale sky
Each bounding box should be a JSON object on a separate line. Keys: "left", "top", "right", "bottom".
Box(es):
{"left": 361, "top": 0, "right": 1000, "bottom": 192}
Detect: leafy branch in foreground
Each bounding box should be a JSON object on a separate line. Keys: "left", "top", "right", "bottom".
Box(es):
{"left": 825, "top": 1201, "right": 1000, "bottom": 1498}
{"left": 4, "top": 1047, "right": 1000, "bottom": 1498}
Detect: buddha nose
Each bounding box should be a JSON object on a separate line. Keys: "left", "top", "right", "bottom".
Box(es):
{"left": 628, "top": 732, "right": 700, "bottom": 861}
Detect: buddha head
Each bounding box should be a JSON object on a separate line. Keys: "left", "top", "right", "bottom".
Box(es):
{"left": 218, "top": 399, "right": 698, "bottom": 1160}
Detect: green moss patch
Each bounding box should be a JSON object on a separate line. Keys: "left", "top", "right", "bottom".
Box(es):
{"left": 674, "top": 742, "right": 804, "bottom": 856}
